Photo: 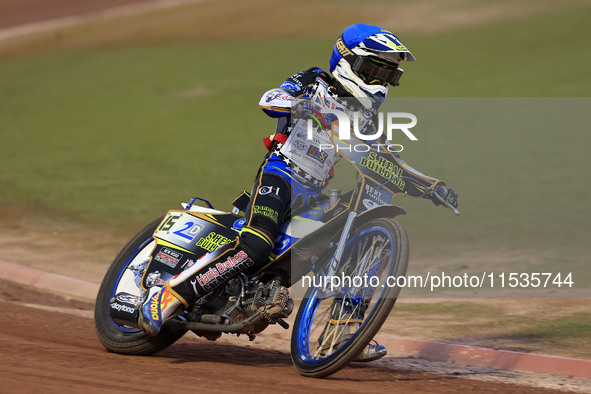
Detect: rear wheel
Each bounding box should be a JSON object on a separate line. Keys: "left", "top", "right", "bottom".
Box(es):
{"left": 94, "top": 216, "right": 186, "bottom": 355}
{"left": 291, "top": 218, "right": 409, "bottom": 377}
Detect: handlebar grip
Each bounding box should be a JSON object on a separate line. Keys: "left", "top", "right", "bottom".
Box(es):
{"left": 432, "top": 191, "right": 460, "bottom": 216}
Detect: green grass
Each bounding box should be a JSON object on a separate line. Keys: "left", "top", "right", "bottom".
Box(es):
{"left": 403, "top": 4, "right": 591, "bottom": 97}
{"left": 388, "top": 300, "right": 591, "bottom": 358}
{"left": 394, "top": 302, "right": 502, "bottom": 319}
{"left": 0, "top": 2, "right": 589, "bottom": 286}
{"left": 0, "top": 39, "right": 333, "bottom": 224}
{"left": 519, "top": 313, "right": 591, "bottom": 340}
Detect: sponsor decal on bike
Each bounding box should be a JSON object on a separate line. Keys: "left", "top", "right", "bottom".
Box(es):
{"left": 182, "top": 259, "right": 196, "bottom": 269}
{"left": 362, "top": 199, "right": 378, "bottom": 210}
{"left": 215, "top": 250, "right": 248, "bottom": 273}
{"left": 189, "top": 278, "right": 200, "bottom": 297}
{"left": 171, "top": 221, "right": 204, "bottom": 242}
{"left": 110, "top": 302, "right": 136, "bottom": 314}
{"left": 196, "top": 232, "right": 232, "bottom": 252}
{"left": 265, "top": 91, "right": 275, "bottom": 103}
{"left": 195, "top": 251, "right": 254, "bottom": 293}
{"left": 359, "top": 152, "right": 405, "bottom": 189}
{"left": 195, "top": 266, "right": 221, "bottom": 287}
{"left": 363, "top": 184, "right": 389, "bottom": 205}
{"left": 232, "top": 218, "right": 246, "bottom": 231}
{"left": 154, "top": 247, "right": 183, "bottom": 268}
{"left": 149, "top": 292, "right": 161, "bottom": 321}
{"left": 146, "top": 270, "right": 167, "bottom": 287}
{"left": 159, "top": 287, "right": 176, "bottom": 310}
{"left": 147, "top": 287, "right": 175, "bottom": 321}
{"left": 158, "top": 214, "right": 181, "bottom": 232}
{"left": 115, "top": 293, "right": 141, "bottom": 304}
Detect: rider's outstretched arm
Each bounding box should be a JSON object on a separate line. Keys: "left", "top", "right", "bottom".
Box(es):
{"left": 391, "top": 151, "right": 459, "bottom": 209}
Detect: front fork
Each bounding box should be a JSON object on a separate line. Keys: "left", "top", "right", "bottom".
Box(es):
{"left": 330, "top": 211, "right": 358, "bottom": 273}
{"left": 316, "top": 211, "right": 357, "bottom": 298}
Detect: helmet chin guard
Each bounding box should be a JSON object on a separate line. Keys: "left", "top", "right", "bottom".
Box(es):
{"left": 333, "top": 59, "right": 388, "bottom": 110}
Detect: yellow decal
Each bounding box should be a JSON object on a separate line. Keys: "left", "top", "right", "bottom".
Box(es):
{"left": 158, "top": 214, "right": 180, "bottom": 232}
{"left": 196, "top": 232, "right": 231, "bottom": 252}
{"left": 359, "top": 152, "right": 406, "bottom": 190}
{"left": 149, "top": 293, "right": 160, "bottom": 321}
{"left": 160, "top": 287, "right": 176, "bottom": 310}
{"left": 336, "top": 38, "right": 354, "bottom": 57}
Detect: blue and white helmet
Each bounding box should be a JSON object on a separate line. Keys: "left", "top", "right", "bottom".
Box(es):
{"left": 330, "top": 24, "right": 415, "bottom": 109}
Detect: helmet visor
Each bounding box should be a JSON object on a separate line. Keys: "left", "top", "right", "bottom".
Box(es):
{"left": 351, "top": 56, "right": 403, "bottom": 86}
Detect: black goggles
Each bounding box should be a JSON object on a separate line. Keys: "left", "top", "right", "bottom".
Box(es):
{"left": 351, "top": 56, "right": 404, "bottom": 87}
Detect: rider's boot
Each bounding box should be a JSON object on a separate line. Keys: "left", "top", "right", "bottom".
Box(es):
{"left": 354, "top": 340, "right": 387, "bottom": 362}
{"left": 317, "top": 298, "right": 387, "bottom": 362}
{"left": 138, "top": 285, "right": 183, "bottom": 337}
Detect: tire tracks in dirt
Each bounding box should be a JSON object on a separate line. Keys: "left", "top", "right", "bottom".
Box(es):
{"left": 0, "top": 0, "right": 211, "bottom": 42}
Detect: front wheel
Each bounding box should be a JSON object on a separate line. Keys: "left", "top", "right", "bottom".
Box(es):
{"left": 94, "top": 216, "right": 186, "bottom": 355}
{"left": 291, "top": 218, "right": 409, "bottom": 377}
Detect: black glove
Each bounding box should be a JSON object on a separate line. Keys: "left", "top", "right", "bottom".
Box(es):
{"left": 432, "top": 184, "right": 459, "bottom": 209}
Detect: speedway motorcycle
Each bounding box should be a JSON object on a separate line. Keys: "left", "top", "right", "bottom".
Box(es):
{"left": 94, "top": 111, "right": 459, "bottom": 378}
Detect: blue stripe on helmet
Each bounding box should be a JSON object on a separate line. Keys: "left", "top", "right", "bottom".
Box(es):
{"left": 330, "top": 24, "right": 407, "bottom": 72}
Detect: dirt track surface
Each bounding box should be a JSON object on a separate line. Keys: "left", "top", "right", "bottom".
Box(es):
{"left": 0, "top": 0, "right": 158, "bottom": 28}
{"left": 0, "top": 280, "right": 572, "bottom": 393}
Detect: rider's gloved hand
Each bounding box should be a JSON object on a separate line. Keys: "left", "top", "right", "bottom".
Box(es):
{"left": 432, "top": 184, "right": 459, "bottom": 209}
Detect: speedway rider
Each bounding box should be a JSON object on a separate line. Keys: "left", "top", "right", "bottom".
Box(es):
{"left": 138, "top": 24, "right": 459, "bottom": 361}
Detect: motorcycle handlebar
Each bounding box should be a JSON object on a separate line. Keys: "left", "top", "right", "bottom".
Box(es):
{"left": 431, "top": 189, "right": 460, "bottom": 216}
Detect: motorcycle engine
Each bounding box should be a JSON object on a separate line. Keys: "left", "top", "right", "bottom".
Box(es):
{"left": 188, "top": 276, "right": 293, "bottom": 341}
